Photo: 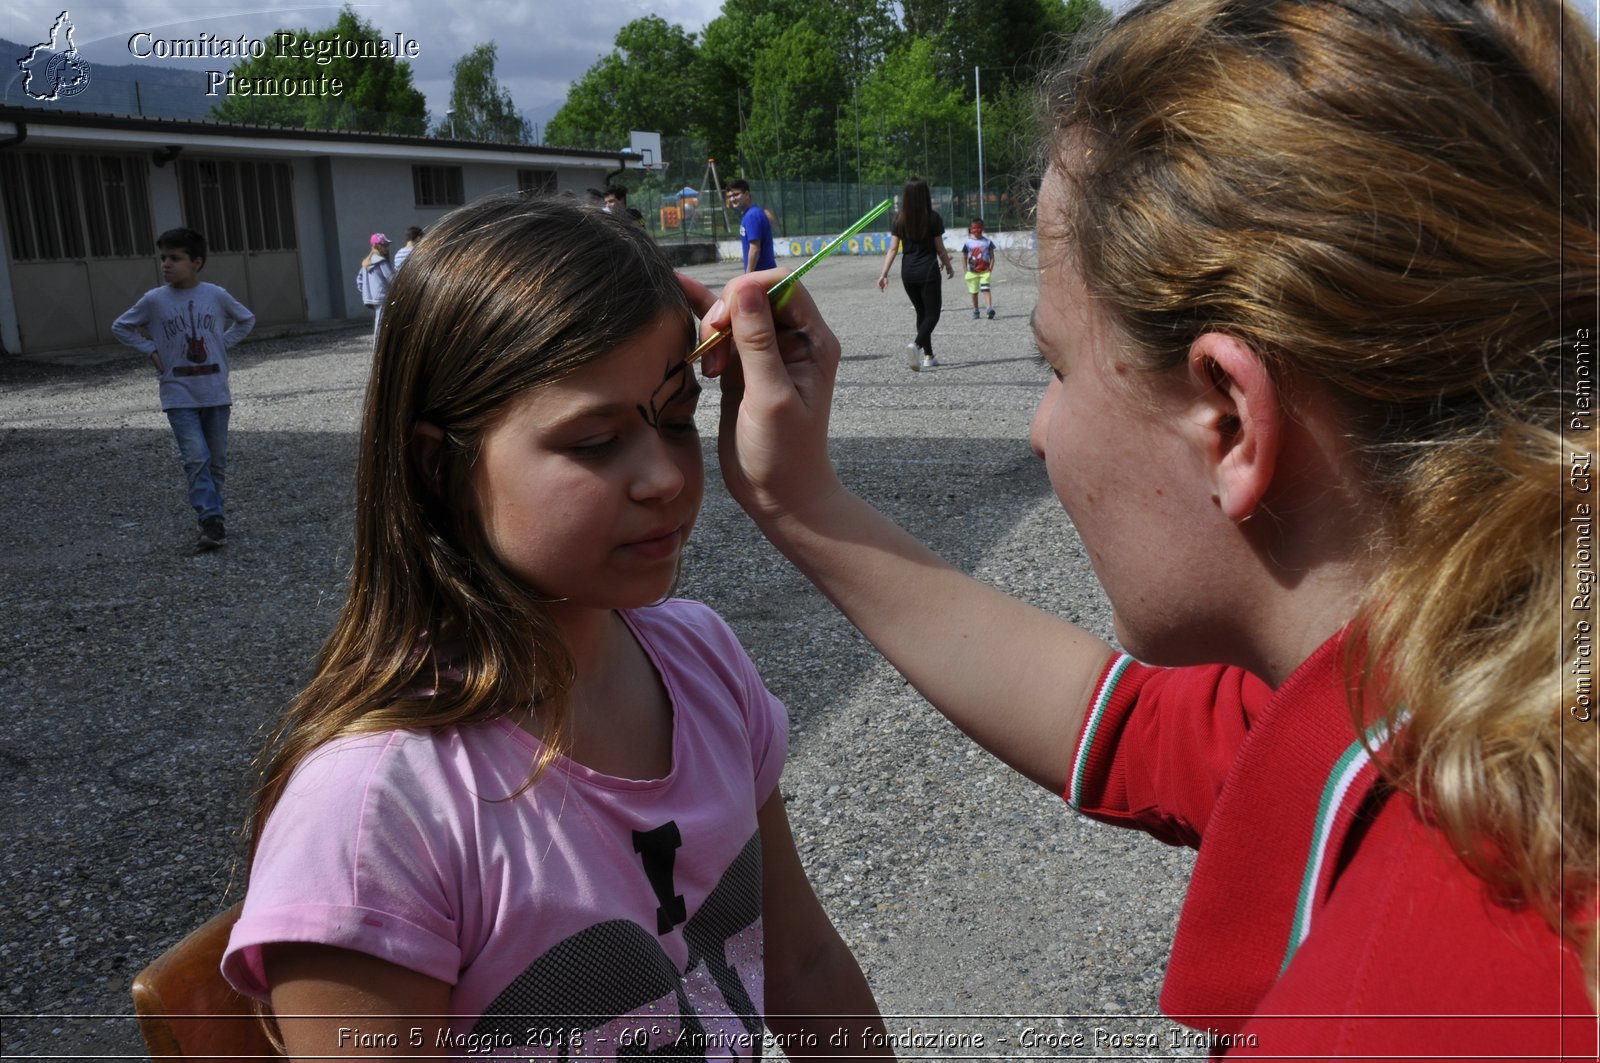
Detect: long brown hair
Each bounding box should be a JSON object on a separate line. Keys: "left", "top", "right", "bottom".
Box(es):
{"left": 249, "top": 194, "right": 690, "bottom": 846}
{"left": 1046, "top": 0, "right": 1597, "bottom": 990}
{"left": 892, "top": 176, "right": 938, "bottom": 243}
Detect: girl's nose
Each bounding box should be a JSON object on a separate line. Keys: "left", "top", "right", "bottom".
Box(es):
{"left": 1028, "top": 376, "right": 1060, "bottom": 460}
{"left": 630, "top": 434, "right": 686, "bottom": 502}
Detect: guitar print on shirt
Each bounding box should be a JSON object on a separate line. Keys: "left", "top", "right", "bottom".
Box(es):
{"left": 469, "top": 829, "right": 766, "bottom": 1060}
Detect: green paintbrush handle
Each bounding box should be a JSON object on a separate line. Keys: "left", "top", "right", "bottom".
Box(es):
{"left": 687, "top": 197, "right": 895, "bottom": 364}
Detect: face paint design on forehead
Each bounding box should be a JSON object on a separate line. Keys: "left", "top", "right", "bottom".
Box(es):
{"left": 637, "top": 358, "right": 700, "bottom": 429}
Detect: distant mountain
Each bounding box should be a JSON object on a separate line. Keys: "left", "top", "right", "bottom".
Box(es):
{"left": 1, "top": 38, "right": 222, "bottom": 120}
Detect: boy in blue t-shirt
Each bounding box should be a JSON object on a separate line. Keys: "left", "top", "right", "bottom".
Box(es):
{"left": 112, "top": 227, "right": 255, "bottom": 551}
{"left": 727, "top": 179, "right": 776, "bottom": 271}
{"left": 961, "top": 218, "right": 998, "bottom": 319}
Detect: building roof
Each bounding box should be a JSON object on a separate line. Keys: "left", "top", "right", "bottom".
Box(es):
{"left": 0, "top": 105, "right": 642, "bottom": 169}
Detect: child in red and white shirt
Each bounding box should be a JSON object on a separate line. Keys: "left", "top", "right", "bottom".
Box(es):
{"left": 961, "top": 218, "right": 998, "bottom": 320}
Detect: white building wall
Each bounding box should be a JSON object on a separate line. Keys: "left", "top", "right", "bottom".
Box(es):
{"left": 291, "top": 157, "right": 334, "bottom": 322}
{"left": 326, "top": 155, "right": 410, "bottom": 323}
{"left": 0, "top": 112, "right": 638, "bottom": 352}
{"left": 323, "top": 157, "right": 626, "bottom": 323}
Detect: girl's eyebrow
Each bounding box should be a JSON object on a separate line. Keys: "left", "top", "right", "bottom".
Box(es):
{"left": 544, "top": 402, "right": 631, "bottom": 426}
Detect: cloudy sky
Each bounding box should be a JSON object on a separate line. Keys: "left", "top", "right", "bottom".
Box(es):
{"left": 15, "top": 1, "right": 1584, "bottom": 129}
{"left": 3, "top": 0, "right": 729, "bottom": 126}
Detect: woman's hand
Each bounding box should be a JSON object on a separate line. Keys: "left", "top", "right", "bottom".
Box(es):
{"left": 678, "top": 273, "right": 1110, "bottom": 795}
{"left": 878, "top": 238, "right": 900, "bottom": 295}
{"left": 678, "top": 270, "right": 845, "bottom": 527}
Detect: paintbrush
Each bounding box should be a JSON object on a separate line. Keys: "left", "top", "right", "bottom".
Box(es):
{"left": 685, "top": 197, "right": 895, "bottom": 365}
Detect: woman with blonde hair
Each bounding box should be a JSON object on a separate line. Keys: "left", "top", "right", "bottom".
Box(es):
{"left": 689, "top": 0, "right": 1598, "bottom": 1051}
{"left": 356, "top": 232, "right": 394, "bottom": 339}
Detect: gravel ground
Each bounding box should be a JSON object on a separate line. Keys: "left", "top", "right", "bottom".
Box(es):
{"left": 0, "top": 249, "right": 1198, "bottom": 1060}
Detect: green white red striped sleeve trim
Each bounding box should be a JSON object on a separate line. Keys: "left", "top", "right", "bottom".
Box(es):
{"left": 1068, "top": 653, "right": 1135, "bottom": 810}
{"left": 1280, "top": 712, "right": 1406, "bottom": 973}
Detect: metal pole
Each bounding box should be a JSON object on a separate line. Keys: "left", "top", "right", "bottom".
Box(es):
{"left": 948, "top": 122, "right": 955, "bottom": 219}
{"left": 853, "top": 84, "right": 862, "bottom": 217}
{"left": 974, "top": 67, "right": 985, "bottom": 223}
{"left": 836, "top": 102, "right": 844, "bottom": 231}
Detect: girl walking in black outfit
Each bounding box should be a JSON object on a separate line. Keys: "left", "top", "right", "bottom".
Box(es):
{"left": 877, "top": 177, "right": 954, "bottom": 371}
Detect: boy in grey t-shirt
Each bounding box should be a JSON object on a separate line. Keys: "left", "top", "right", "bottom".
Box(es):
{"left": 112, "top": 228, "right": 254, "bottom": 551}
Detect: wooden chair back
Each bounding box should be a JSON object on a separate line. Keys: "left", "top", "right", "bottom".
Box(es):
{"left": 131, "top": 902, "right": 281, "bottom": 1060}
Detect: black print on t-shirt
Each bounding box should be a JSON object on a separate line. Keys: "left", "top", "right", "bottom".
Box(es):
{"left": 634, "top": 822, "right": 687, "bottom": 934}
{"left": 471, "top": 831, "right": 765, "bottom": 1060}
{"left": 682, "top": 832, "right": 764, "bottom": 1044}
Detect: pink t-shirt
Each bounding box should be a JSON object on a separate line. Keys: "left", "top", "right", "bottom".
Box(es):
{"left": 223, "top": 599, "right": 787, "bottom": 1059}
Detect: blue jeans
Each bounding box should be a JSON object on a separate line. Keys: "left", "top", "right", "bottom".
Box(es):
{"left": 166, "top": 405, "right": 229, "bottom": 523}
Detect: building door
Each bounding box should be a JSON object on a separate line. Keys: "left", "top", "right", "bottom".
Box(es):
{"left": 0, "top": 150, "right": 156, "bottom": 352}
{"left": 177, "top": 157, "right": 304, "bottom": 328}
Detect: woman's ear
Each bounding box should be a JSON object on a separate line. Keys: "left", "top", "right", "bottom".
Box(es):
{"left": 410, "top": 421, "right": 445, "bottom": 494}
{"left": 1187, "top": 333, "right": 1281, "bottom": 523}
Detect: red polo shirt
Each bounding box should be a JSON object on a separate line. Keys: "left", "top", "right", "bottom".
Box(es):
{"left": 1069, "top": 634, "right": 1596, "bottom": 1058}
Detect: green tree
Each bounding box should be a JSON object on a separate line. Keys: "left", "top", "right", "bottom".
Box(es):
{"left": 967, "top": 1, "right": 1106, "bottom": 214}
{"left": 975, "top": 77, "right": 1046, "bottom": 212}
{"left": 442, "top": 43, "right": 531, "bottom": 142}
{"left": 848, "top": 37, "right": 969, "bottom": 183}
{"left": 545, "top": 16, "right": 702, "bottom": 151}
{"left": 741, "top": 24, "right": 847, "bottom": 181}
{"left": 907, "top": 0, "right": 1107, "bottom": 89}
{"left": 695, "top": 3, "right": 780, "bottom": 169}
{"left": 210, "top": 5, "right": 427, "bottom": 133}
{"left": 699, "top": 0, "right": 895, "bottom": 172}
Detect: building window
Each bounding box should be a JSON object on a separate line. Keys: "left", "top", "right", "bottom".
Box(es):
{"left": 177, "top": 158, "right": 297, "bottom": 253}
{"left": 518, "top": 169, "right": 556, "bottom": 195}
{"left": 413, "top": 165, "right": 464, "bottom": 207}
{"left": 0, "top": 150, "right": 152, "bottom": 262}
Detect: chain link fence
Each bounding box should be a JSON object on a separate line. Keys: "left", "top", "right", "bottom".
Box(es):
{"left": 631, "top": 133, "right": 1033, "bottom": 246}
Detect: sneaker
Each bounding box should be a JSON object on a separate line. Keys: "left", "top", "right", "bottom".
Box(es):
{"left": 906, "top": 343, "right": 922, "bottom": 371}
{"left": 972, "top": 307, "right": 981, "bottom": 319}
{"left": 197, "top": 519, "right": 226, "bottom": 550}
{"left": 987, "top": 307, "right": 996, "bottom": 319}
{"left": 921, "top": 353, "right": 937, "bottom": 369}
